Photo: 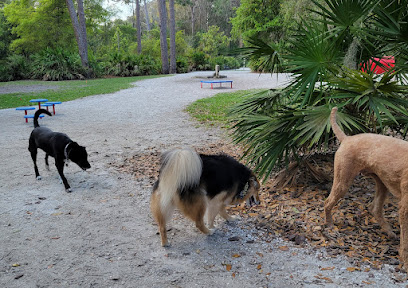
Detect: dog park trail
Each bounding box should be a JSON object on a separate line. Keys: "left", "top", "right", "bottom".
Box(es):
{"left": 0, "top": 70, "right": 405, "bottom": 287}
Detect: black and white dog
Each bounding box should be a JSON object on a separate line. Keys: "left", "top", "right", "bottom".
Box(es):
{"left": 28, "top": 109, "right": 91, "bottom": 192}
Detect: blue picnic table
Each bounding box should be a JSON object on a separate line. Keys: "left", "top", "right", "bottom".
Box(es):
{"left": 200, "top": 80, "right": 233, "bottom": 89}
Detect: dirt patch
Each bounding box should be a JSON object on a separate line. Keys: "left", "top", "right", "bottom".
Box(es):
{"left": 117, "top": 140, "right": 403, "bottom": 274}
{"left": 2, "top": 71, "right": 406, "bottom": 287}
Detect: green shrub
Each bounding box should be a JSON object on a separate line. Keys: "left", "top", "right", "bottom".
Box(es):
{"left": 208, "top": 56, "right": 241, "bottom": 70}
{"left": 105, "top": 53, "right": 160, "bottom": 76}
{"left": 2, "top": 54, "right": 30, "bottom": 81}
{"left": 0, "top": 61, "right": 12, "bottom": 82}
{"left": 176, "top": 56, "right": 189, "bottom": 73}
{"left": 190, "top": 51, "right": 208, "bottom": 70}
{"left": 225, "top": 56, "right": 241, "bottom": 69}
{"left": 30, "top": 48, "right": 85, "bottom": 81}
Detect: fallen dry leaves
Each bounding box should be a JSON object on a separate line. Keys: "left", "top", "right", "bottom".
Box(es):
{"left": 115, "top": 141, "right": 402, "bottom": 270}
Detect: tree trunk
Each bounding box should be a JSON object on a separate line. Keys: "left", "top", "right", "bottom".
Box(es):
{"left": 169, "top": 0, "right": 176, "bottom": 74}
{"left": 344, "top": 37, "right": 360, "bottom": 70}
{"left": 136, "top": 0, "right": 142, "bottom": 54}
{"left": 190, "top": 4, "right": 195, "bottom": 35}
{"left": 143, "top": 0, "right": 150, "bottom": 32}
{"left": 65, "top": 0, "right": 89, "bottom": 76}
{"left": 157, "top": 0, "right": 169, "bottom": 74}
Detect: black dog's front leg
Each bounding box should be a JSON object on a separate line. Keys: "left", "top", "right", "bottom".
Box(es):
{"left": 55, "top": 160, "right": 71, "bottom": 192}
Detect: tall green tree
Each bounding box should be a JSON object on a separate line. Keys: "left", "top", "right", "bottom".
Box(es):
{"left": 196, "top": 25, "right": 229, "bottom": 56}
{"left": 230, "top": 0, "right": 283, "bottom": 42}
{"left": 4, "top": 0, "right": 75, "bottom": 53}
{"left": 0, "top": 6, "right": 12, "bottom": 60}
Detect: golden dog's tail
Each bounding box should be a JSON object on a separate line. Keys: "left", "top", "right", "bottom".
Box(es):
{"left": 156, "top": 148, "right": 202, "bottom": 208}
{"left": 330, "top": 107, "right": 347, "bottom": 142}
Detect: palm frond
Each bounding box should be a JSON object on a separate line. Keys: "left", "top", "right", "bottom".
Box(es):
{"left": 227, "top": 89, "right": 288, "bottom": 117}
{"left": 371, "top": 0, "right": 408, "bottom": 68}
{"left": 329, "top": 68, "right": 408, "bottom": 129}
{"left": 311, "top": 0, "right": 380, "bottom": 30}
{"left": 230, "top": 109, "right": 300, "bottom": 181}
{"left": 239, "top": 36, "right": 284, "bottom": 73}
{"left": 285, "top": 21, "right": 341, "bottom": 107}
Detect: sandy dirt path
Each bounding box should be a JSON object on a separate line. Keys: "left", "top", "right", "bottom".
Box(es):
{"left": 0, "top": 70, "right": 405, "bottom": 287}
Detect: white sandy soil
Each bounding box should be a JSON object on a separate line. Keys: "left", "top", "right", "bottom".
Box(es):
{"left": 0, "top": 70, "right": 406, "bottom": 287}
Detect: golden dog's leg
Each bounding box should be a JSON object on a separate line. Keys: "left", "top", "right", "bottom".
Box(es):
{"left": 370, "top": 175, "right": 396, "bottom": 238}
{"left": 325, "top": 162, "right": 358, "bottom": 227}
{"left": 150, "top": 192, "right": 169, "bottom": 247}
{"left": 399, "top": 194, "right": 408, "bottom": 270}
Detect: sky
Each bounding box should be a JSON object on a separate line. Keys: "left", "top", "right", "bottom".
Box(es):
{"left": 103, "top": 0, "right": 133, "bottom": 20}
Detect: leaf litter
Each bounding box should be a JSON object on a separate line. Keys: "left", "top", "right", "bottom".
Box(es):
{"left": 115, "top": 140, "right": 403, "bottom": 273}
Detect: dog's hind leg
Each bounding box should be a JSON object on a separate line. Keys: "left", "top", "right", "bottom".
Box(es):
{"left": 29, "top": 145, "right": 41, "bottom": 180}
{"left": 325, "top": 158, "right": 359, "bottom": 227}
{"left": 399, "top": 192, "right": 408, "bottom": 270}
{"left": 150, "top": 191, "right": 173, "bottom": 247}
{"left": 45, "top": 154, "right": 50, "bottom": 171}
{"left": 369, "top": 175, "right": 396, "bottom": 238}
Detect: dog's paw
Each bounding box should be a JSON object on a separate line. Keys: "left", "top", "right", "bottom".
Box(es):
{"left": 208, "top": 228, "right": 216, "bottom": 235}
{"left": 36, "top": 176, "right": 42, "bottom": 180}
{"left": 66, "top": 188, "right": 72, "bottom": 193}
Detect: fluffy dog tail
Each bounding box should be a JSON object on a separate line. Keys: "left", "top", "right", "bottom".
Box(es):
{"left": 34, "top": 109, "right": 52, "bottom": 128}
{"left": 156, "top": 148, "right": 202, "bottom": 208}
{"left": 330, "top": 107, "right": 347, "bottom": 142}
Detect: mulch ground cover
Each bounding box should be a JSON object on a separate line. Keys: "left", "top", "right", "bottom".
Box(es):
{"left": 115, "top": 141, "right": 403, "bottom": 273}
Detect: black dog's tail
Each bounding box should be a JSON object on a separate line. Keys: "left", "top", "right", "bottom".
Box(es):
{"left": 34, "top": 109, "right": 52, "bottom": 128}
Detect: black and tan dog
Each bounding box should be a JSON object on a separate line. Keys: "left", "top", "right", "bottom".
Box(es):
{"left": 28, "top": 109, "right": 91, "bottom": 192}
{"left": 151, "top": 148, "right": 260, "bottom": 246}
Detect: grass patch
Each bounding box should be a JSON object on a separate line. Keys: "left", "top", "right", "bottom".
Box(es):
{"left": 185, "top": 89, "right": 263, "bottom": 128}
{"left": 0, "top": 75, "right": 167, "bottom": 109}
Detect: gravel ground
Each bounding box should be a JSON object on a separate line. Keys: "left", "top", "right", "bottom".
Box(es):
{"left": 0, "top": 70, "right": 406, "bottom": 287}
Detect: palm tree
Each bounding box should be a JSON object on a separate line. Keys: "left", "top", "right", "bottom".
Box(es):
{"left": 229, "top": 0, "right": 408, "bottom": 183}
